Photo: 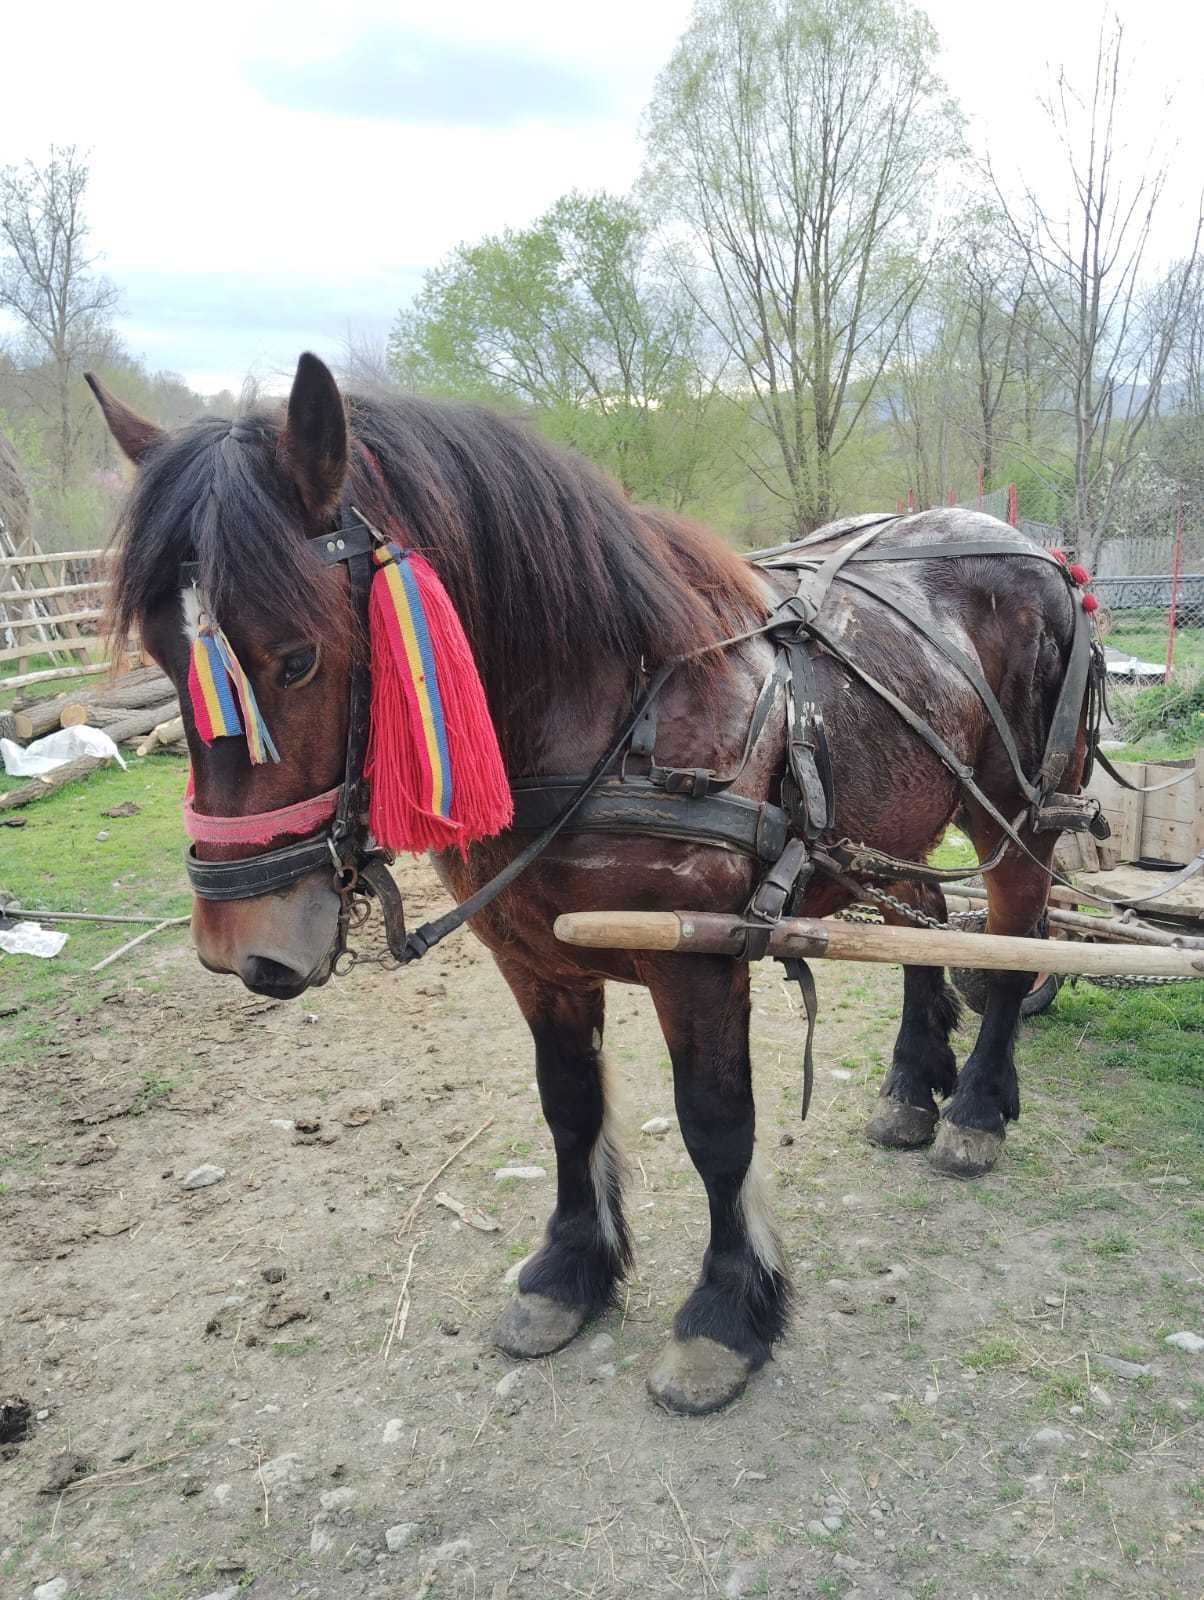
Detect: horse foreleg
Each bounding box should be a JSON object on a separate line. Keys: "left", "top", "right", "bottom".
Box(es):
{"left": 494, "top": 972, "right": 630, "bottom": 1359}
{"left": 867, "top": 885, "right": 961, "bottom": 1150}
{"left": 644, "top": 955, "right": 790, "bottom": 1416}
{"left": 930, "top": 819, "right": 1054, "bottom": 1178}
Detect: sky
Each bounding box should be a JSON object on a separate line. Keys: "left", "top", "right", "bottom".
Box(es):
{"left": 2, "top": 0, "right": 1202, "bottom": 396}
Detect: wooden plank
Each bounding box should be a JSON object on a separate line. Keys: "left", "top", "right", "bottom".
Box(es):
{"left": 0, "top": 548, "right": 107, "bottom": 569}
{"left": 1197, "top": 752, "right": 1204, "bottom": 853}
{"left": 1, "top": 580, "right": 105, "bottom": 601}
{"left": 0, "top": 635, "right": 101, "bottom": 664}
{"left": 3, "top": 608, "right": 102, "bottom": 630}
{"left": 1087, "top": 758, "right": 1146, "bottom": 863}
{"left": 1140, "top": 815, "right": 1198, "bottom": 866}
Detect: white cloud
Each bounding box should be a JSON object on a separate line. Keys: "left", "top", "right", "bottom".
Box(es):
{"left": 3, "top": 0, "right": 1199, "bottom": 394}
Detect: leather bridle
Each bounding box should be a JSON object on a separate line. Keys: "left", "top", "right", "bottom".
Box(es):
{"left": 182, "top": 509, "right": 412, "bottom": 970}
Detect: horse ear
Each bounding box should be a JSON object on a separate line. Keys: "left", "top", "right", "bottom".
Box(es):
{"left": 280, "top": 352, "right": 348, "bottom": 519}
{"left": 84, "top": 374, "right": 166, "bottom": 465}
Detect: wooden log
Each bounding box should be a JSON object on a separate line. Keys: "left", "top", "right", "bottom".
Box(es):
{"left": 11, "top": 694, "right": 75, "bottom": 741}
{"left": 0, "top": 755, "right": 106, "bottom": 809}
{"left": 553, "top": 910, "right": 1204, "bottom": 981}
{"left": 946, "top": 888, "right": 1204, "bottom": 949}
{"left": 100, "top": 701, "right": 180, "bottom": 745}
{"left": 60, "top": 674, "right": 174, "bottom": 723}
{"left": 135, "top": 715, "right": 184, "bottom": 756}
{"left": 1, "top": 661, "right": 112, "bottom": 692}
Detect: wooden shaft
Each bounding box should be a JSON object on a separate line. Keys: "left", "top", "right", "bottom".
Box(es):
{"left": 553, "top": 910, "right": 1204, "bottom": 980}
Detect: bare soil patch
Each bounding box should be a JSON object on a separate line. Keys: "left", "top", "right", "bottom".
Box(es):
{"left": 2, "top": 857, "right": 1202, "bottom": 1599}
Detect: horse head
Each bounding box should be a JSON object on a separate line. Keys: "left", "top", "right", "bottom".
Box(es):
{"left": 91, "top": 354, "right": 357, "bottom": 996}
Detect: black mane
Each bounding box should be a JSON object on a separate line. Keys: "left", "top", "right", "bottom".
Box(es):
{"left": 109, "top": 393, "right": 764, "bottom": 724}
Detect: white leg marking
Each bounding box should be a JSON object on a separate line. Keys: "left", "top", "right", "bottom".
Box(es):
{"left": 739, "top": 1149, "right": 784, "bottom": 1276}
{"left": 588, "top": 1055, "right": 625, "bottom": 1259}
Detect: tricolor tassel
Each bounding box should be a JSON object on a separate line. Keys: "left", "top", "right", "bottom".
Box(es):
{"left": 365, "top": 542, "right": 511, "bottom": 853}
{"left": 188, "top": 623, "right": 279, "bottom": 764}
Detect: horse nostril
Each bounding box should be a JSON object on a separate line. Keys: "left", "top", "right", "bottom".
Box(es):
{"left": 241, "top": 955, "right": 308, "bottom": 998}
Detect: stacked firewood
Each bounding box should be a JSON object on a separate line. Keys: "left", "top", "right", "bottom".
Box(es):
{"left": 0, "top": 666, "right": 186, "bottom": 810}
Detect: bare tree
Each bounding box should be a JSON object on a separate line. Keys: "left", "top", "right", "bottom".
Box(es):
{"left": 644, "top": 0, "right": 962, "bottom": 528}
{"left": 0, "top": 147, "right": 119, "bottom": 493}
{"left": 990, "top": 20, "right": 1202, "bottom": 565}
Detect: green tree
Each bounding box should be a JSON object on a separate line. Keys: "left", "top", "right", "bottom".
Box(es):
{"left": 391, "top": 192, "right": 736, "bottom": 510}
{"left": 0, "top": 147, "right": 119, "bottom": 495}
{"left": 644, "top": 0, "right": 962, "bottom": 530}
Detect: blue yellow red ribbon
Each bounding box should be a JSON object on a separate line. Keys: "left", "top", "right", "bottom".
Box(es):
{"left": 372, "top": 542, "right": 452, "bottom": 818}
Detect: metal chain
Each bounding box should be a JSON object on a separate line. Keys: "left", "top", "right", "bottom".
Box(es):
{"left": 837, "top": 884, "right": 1200, "bottom": 989}
{"left": 837, "top": 882, "right": 980, "bottom": 932}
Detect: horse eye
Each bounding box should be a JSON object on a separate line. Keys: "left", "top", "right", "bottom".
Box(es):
{"left": 279, "top": 645, "right": 319, "bottom": 689}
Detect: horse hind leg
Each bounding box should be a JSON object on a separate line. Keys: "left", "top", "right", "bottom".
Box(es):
{"left": 494, "top": 975, "right": 631, "bottom": 1359}
{"left": 866, "top": 884, "right": 961, "bottom": 1150}
{"left": 930, "top": 815, "right": 1054, "bottom": 1179}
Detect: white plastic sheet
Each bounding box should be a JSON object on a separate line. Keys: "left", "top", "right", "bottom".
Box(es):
{"left": 0, "top": 920, "right": 69, "bottom": 958}
{"left": 1, "top": 725, "right": 127, "bottom": 777}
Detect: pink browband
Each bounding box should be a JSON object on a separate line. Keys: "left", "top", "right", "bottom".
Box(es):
{"left": 183, "top": 784, "right": 342, "bottom": 845}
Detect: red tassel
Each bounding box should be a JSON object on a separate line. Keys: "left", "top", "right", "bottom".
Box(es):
{"left": 1050, "top": 548, "right": 1067, "bottom": 565}
{"left": 1068, "top": 563, "right": 1090, "bottom": 586}
{"left": 365, "top": 548, "right": 512, "bottom": 854}
{"left": 1082, "top": 592, "right": 1099, "bottom": 613}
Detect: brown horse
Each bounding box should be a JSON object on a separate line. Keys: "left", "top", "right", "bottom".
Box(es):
{"left": 92, "top": 353, "right": 1085, "bottom": 1415}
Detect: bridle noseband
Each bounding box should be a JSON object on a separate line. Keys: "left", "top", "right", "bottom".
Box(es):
{"left": 183, "top": 508, "right": 412, "bottom": 971}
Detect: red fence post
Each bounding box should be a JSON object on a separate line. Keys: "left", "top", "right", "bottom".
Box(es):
{"left": 1006, "top": 483, "right": 1018, "bottom": 528}
{"left": 946, "top": 487, "right": 955, "bottom": 506}
{"left": 976, "top": 465, "right": 984, "bottom": 510}
{"left": 1166, "top": 486, "right": 1184, "bottom": 680}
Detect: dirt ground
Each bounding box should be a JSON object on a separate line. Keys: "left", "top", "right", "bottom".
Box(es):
{"left": 2, "top": 856, "right": 1203, "bottom": 1600}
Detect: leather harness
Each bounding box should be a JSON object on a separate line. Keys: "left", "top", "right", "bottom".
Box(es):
{"left": 181, "top": 508, "right": 1201, "bottom": 1109}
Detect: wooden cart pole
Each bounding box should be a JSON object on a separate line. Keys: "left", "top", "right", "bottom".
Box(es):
{"left": 554, "top": 911, "right": 1204, "bottom": 981}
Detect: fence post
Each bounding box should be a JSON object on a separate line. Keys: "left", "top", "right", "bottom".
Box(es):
{"left": 946, "top": 487, "right": 955, "bottom": 506}
{"left": 1006, "top": 483, "right": 1018, "bottom": 528}
{"left": 976, "top": 465, "right": 984, "bottom": 510}
{"left": 907, "top": 489, "right": 914, "bottom": 513}
{"left": 1166, "top": 486, "right": 1184, "bottom": 680}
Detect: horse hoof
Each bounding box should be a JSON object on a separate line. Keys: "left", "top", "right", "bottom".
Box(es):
{"left": 495, "top": 1293, "right": 589, "bottom": 1358}
{"left": 647, "top": 1337, "right": 752, "bottom": 1416}
{"left": 929, "top": 1121, "right": 1004, "bottom": 1178}
{"left": 866, "top": 1097, "right": 938, "bottom": 1149}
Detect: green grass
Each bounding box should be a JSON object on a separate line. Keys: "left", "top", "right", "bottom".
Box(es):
{"left": 0, "top": 662, "right": 106, "bottom": 708}
{"left": 960, "top": 1335, "right": 1024, "bottom": 1371}
{"left": 1022, "top": 981, "right": 1204, "bottom": 1184}
{"left": 0, "top": 752, "right": 190, "bottom": 1066}
{"left": 1102, "top": 619, "right": 1204, "bottom": 760}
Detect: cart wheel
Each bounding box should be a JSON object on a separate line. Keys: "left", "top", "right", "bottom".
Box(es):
{"left": 950, "top": 912, "right": 1063, "bottom": 1019}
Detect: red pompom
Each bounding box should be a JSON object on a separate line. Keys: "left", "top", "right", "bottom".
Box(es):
{"left": 1050, "top": 548, "right": 1067, "bottom": 565}
{"left": 1068, "top": 563, "right": 1090, "bottom": 586}
{"left": 1081, "top": 592, "right": 1099, "bottom": 613}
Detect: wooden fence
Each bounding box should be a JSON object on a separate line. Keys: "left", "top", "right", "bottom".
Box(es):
{"left": 0, "top": 547, "right": 137, "bottom": 690}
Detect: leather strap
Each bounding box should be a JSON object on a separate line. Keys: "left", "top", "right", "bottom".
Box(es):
{"left": 186, "top": 835, "right": 334, "bottom": 900}
{"left": 781, "top": 956, "right": 818, "bottom": 1120}
{"left": 509, "top": 776, "right": 789, "bottom": 865}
